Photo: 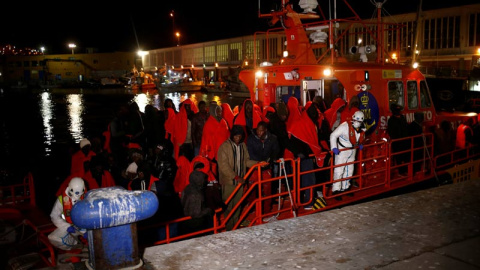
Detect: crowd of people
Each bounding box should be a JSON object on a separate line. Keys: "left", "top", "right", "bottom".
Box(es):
{"left": 48, "top": 95, "right": 480, "bottom": 249}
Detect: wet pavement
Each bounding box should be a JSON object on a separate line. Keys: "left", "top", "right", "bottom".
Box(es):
{"left": 142, "top": 179, "right": 480, "bottom": 270}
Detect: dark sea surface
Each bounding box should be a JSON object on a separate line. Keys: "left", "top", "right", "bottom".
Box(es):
{"left": 0, "top": 87, "right": 247, "bottom": 213}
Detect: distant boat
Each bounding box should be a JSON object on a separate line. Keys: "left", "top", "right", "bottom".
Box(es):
{"left": 10, "top": 81, "right": 29, "bottom": 89}
{"left": 128, "top": 82, "right": 157, "bottom": 91}
{"left": 158, "top": 80, "right": 204, "bottom": 92}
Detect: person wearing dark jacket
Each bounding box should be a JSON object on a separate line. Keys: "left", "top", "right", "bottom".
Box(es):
{"left": 181, "top": 170, "right": 213, "bottom": 234}
{"left": 407, "top": 112, "right": 425, "bottom": 174}
{"left": 266, "top": 102, "right": 289, "bottom": 158}
{"left": 387, "top": 103, "right": 409, "bottom": 175}
{"left": 247, "top": 121, "right": 280, "bottom": 220}
{"left": 287, "top": 103, "right": 325, "bottom": 210}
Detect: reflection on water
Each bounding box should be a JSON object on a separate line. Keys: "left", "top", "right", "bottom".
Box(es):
{"left": 2, "top": 88, "right": 246, "bottom": 170}
{"left": 1, "top": 87, "right": 249, "bottom": 212}
{"left": 67, "top": 94, "right": 85, "bottom": 143}
{"left": 39, "top": 92, "right": 54, "bottom": 155}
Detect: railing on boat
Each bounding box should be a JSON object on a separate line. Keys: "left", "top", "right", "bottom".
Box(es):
{"left": 138, "top": 133, "right": 480, "bottom": 247}
{"left": 2, "top": 133, "right": 479, "bottom": 266}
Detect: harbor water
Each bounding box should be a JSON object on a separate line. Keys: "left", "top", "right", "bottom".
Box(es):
{"left": 0, "top": 87, "right": 247, "bottom": 213}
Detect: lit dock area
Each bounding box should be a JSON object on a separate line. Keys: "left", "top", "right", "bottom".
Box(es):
{"left": 142, "top": 179, "right": 480, "bottom": 269}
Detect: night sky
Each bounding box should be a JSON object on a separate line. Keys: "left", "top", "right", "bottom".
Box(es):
{"left": 0, "top": 0, "right": 477, "bottom": 54}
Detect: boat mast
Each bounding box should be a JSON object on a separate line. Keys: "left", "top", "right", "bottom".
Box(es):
{"left": 412, "top": 0, "right": 423, "bottom": 64}
{"left": 374, "top": 0, "right": 386, "bottom": 64}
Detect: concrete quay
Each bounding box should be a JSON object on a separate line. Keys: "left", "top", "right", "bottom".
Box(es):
{"left": 142, "top": 179, "right": 480, "bottom": 270}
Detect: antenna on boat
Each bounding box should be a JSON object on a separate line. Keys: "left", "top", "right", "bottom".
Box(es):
{"left": 412, "top": 0, "right": 423, "bottom": 65}
{"left": 130, "top": 15, "right": 141, "bottom": 50}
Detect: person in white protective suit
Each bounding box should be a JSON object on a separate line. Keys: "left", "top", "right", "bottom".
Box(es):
{"left": 329, "top": 111, "right": 366, "bottom": 198}
{"left": 48, "top": 177, "right": 87, "bottom": 250}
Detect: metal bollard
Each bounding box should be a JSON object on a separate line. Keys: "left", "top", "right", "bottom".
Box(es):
{"left": 72, "top": 186, "right": 158, "bottom": 270}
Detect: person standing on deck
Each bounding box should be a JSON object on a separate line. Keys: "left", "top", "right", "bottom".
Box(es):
{"left": 456, "top": 117, "right": 474, "bottom": 149}
{"left": 125, "top": 101, "right": 146, "bottom": 150}
{"left": 341, "top": 96, "right": 360, "bottom": 123}
{"left": 287, "top": 103, "right": 326, "bottom": 209}
{"left": 200, "top": 103, "right": 230, "bottom": 177}
{"left": 173, "top": 99, "right": 198, "bottom": 161}
{"left": 387, "top": 104, "right": 409, "bottom": 176}
{"left": 70, "top": 138, "right": 96, "bottom": 177}
{"left": 330, "top": 111, "right": 366, "bottom": 199}
{"left": 233, "top": 99, "right": 262, "bottom": 141}
{"left": 325, "top": 97, "right": 346, "bottom": 131}
{"left": 247, "top": 121, "right": 280, "bottom": 222}
{"left": 191, "top": 100, "right": 209, "bottom": 157}
{"left": 217, "top": 125, "right": 259, "bottom": 230}
{"left": 108, "top": 104, "right": 129, "bottom": 169}
{"left": 221, "top": 103, "right": 235, "bottom": 130}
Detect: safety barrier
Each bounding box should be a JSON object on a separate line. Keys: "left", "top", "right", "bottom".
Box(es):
{"left": 0, "top": 172, "right": 36, "bottom": 207}
{"left": 122, "top": 133, "right": 480, "bottom": 248}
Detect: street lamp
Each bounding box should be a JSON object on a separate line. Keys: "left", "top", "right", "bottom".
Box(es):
{"left": 40, "top": 47, "right": 45, "bottom": 54}
{"left": 170, "top": 10, "right": 175, "bottom": 46}
{"left": 176, "top": 32, "right": 180, "bottom": 46}
{"left": 68, "top": 43, "right": 76, "bottom": 55}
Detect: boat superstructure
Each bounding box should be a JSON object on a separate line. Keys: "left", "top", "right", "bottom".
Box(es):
{"left": 239, "top": 0, "right": 475, "bottom": 137}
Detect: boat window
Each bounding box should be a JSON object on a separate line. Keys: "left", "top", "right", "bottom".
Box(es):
{"left": 407, "top": 81, "right": 418, "bottom": 109}
{"left": 276, "top": 85, "right": 301, "bottom": 104}
{"left": 388, "top": 81, "right": 404, "bottom": 109}
{"left": 419, "top": 80, "right": 432, "bottom": 108}
{"left": 323, "top": 80, "right": 344, "bottom": 109}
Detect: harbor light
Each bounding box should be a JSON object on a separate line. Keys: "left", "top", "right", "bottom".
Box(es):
{"left": 283, "top": 50, "right": 288, "bottom": 57}
{"left": 412, "top": 62, "right": 419, "bottom": 69}
{"left": 137, "top": 50, "right": 148, "bottom": 57}
{"left": 176, "top": 32, "right": 180, "bottom": 46}
{"left": 68, "top": 43, "right": 76, "bottom": 55}
{"left": 255, "top": 70, "right": 263, "bottom": 78}
{"left": 323, "top": 68, "right": 332, "bottom": 77}
{"left": 40, "top": 47, "right": 45, "bottom": 54}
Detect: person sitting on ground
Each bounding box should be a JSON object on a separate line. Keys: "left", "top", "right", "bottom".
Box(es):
{"left": 128, "top": 160, "right": 157, "bottom": 192}
{"left": 83, "top": 155, "right": 116, "bottom": 189}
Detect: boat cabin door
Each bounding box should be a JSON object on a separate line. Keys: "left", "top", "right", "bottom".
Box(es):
{"left": 301, "top": 79, "right": 323, "bottom": 107}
